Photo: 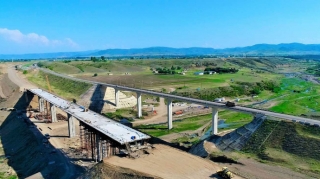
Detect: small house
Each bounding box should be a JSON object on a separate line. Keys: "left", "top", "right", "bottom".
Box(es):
{"left": 194, "top": 71, "right": 204, "bottom": 75}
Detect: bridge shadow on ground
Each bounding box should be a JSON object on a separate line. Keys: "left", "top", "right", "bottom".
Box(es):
{"left": 88, "top": 84, "right": 108, "bottom": 114}
{"left": 0, "top": 92, "right": 84, "bottom": 178}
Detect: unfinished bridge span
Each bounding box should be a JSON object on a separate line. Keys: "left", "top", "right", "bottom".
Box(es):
{"left": 26, "top": 89, "right": 151, "bottom": 161}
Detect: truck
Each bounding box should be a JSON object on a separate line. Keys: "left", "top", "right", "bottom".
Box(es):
{"left": 173, "top": 110, "right": 183, "bottom": 115}
{"left": 225, "top": 101, "right": 235, "bottom": 107}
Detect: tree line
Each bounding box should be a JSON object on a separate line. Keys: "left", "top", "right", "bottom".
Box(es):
{"left": 155, "top": 66, "right": 182, "bottom": 74}
{"left": 204, "top": 67, "right": 239, "bottom": 73}
{"left": 173, "top": 80, "right": 280, "bottom": 101}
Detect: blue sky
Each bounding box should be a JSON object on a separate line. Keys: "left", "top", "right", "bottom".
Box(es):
{"left": 1, "top": 0, "right": 320, "bottom": 54}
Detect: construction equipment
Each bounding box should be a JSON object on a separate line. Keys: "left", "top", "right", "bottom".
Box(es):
{"left": 217, "top": 167, "right": 234, "bottom": 179}
{"left": 45, "top": 75, "right": 52, "bottom": 93}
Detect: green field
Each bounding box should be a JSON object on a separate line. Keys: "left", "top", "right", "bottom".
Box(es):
{"left": 26, "top": 70, "right": 91, "bottom": 101}
{"left": 137, "top": 114, "right": 212, "bottom": 137}
{"left": 269, "top": 78, "right": 320, "bottom": 116}
{"left": 138, "top": 110, "right": 253, "bottom": 137}
{"left": 31, "top": 58, "right": 320, "bottom": 139}
{"left": 241, "top": 120, "right": 320, "bottom": 176}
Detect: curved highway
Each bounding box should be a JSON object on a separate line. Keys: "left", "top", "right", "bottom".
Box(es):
{"left": 40, "top": 68, "right": 320, "bottom": 126}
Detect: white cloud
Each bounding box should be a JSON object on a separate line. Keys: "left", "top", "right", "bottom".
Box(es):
{"left": 0, "top": 28, "right": 78, "bottom": 47}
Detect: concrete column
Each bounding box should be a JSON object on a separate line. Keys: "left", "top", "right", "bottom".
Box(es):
{"left": 50, "top": 103, "right": 57, "bottom": 123}
{"left": 167, "top": 98, "right": 173, "bottom": 130}
{"left": 212, "top": 107, "right": 218, "bottom": 135}
{"left": 115, "top": 88, "right": 119, "bottom": 107}
{"left": 38, "top": 96, "right": 44, "bottom": 112}
{"left": 68, "top": 113, "right": 76, "bottom": 138}
{"left": 137, "top": 92, "right": 142, "bottom": 118}
{"left": 96, "top": 133, "right": 101, "bottom": 162}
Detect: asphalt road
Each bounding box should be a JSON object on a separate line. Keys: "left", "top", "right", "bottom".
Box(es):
{"left": 39, "top": 68, "right": 320, "bottom": 126}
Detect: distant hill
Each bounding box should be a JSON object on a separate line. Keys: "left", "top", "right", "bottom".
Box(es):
{"left": 2, "top": 43, "right": 320, "bottom": 59}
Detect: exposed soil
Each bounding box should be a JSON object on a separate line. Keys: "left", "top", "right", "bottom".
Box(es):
{"left": 82, "top": 162, "right": 162, "bottom": 179}
{"left": 107, "top": 144, "right": 243, "bottom": 179}
{"left": 221, "top": 158, "right": 308, "bottom": 179}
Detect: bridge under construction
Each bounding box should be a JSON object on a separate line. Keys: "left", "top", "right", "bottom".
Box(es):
{"left": 25, "top": 89, "right": 151, "bottom": 161}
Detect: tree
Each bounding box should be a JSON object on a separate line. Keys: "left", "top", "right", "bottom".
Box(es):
{"left": 171, "top": 65, "right": 176, "bottom": 70}
{"left": 91, "top": 57, "right": 98, "bottom": 62}
{"left": 93, "top": 73, "right": 98, "bottom": 77}
{"left": 101, "top": 56, "right": 106, "bottom": 61}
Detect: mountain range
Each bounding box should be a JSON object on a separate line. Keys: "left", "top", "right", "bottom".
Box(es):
{"left": 2, "top": 43, "right": 320, "bottom": 59}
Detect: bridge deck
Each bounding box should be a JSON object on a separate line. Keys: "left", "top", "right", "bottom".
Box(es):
{"left": 28, "top": 89, "right": 150, "bottom": 145}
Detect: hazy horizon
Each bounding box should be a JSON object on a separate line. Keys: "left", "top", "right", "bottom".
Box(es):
{"left": 1, "top": 0, "right": 320, "bottom": 54}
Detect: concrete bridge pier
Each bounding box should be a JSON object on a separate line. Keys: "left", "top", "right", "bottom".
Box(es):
{"left": 50, "top": 103, "right": 57, "bottom": 123}
{"left": 96, "top": 133, "right": 102, "bottom": 162}
{"left": 137, "top": 92, "right": 142, "bottom": 118}
{"left": 38, "top": 96, "right": 44, "bottom": 112}
{"left": 115, "top": 88, "right": 119, "bottom": 107}
{"left": 212, "top": 107, "right": 218, "bottom": 135}
{"left": 167, "top": 98, "right": 173, "bottom": 129}
{"left": 67, "top": 113, "right": 76, "bottom": 138}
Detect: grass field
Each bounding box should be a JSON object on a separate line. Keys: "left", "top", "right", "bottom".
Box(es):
{"left": 137, "top": 110, "right": 253, "bottom": 137}
{"left": 137, "top": 114, "right": 212, "bottom": 137}
{"left": 26, "top": 70, "right": 91, "bottom": 101}
{"left": 39, "top": 58, "right": 285, "bottom": 91}
{"left": 269, "top": 77, "right": 320, "bottom": 116}
{"left": 241, "top": 120, "right": 320, "bottom": 175}
{"left": 34, "top": 58, "right": 320, "bottom": 138}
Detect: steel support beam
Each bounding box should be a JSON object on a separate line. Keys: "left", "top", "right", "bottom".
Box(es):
{"left": 137, "top": 92, "right": 142, "bottom": 118}
{"left": 212, "top": 107, "right": 218, "bottom": 135}
{"left": 167, "top": 98, "right": 173, "bottom": 130}
{"left": 68, "top": 113, "right": 76, "bottom": 138}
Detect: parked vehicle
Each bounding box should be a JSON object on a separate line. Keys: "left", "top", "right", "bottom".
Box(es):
{"left": 173, "top": 110, "right": 183, "bottom": 115}
{"left": 225, "top": 101, "right": 235, "bottom": 107}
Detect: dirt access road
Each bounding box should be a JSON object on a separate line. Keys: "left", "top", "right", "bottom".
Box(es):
{"left": 133, "top": 97, "right": 210, "bottom": 126}
{"left": 107, "top": 144, "right": 243, "bottom": 179}
{"left": 133, "top": 97, "right": 189, "bottom": 126}
{"left": 7, "top": 65, "right": 36, "bottom": 90}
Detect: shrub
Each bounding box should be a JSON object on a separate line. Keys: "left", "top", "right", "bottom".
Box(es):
{"left": 23, "top": 70, "right": 28, "bottom": 74}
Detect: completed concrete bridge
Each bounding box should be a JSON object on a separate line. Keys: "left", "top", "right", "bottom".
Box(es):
{"left": 40, "top": 68, "right": 320, "bottom": 134}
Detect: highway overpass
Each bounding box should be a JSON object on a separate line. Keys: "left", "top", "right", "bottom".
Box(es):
{"left": 40, "top": 68, "right": 320, "bottom": 134}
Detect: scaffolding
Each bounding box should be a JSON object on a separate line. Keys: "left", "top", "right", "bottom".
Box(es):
{"left": 78, "top": 121, "right": 143, "bottom": 160}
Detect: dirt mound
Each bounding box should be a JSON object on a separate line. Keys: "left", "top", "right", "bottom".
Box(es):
{"left": 82, "top": 162, "right": 161, "bottom": 179}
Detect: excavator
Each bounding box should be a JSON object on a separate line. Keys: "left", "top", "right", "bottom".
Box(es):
{"left": 217, "top": 167, "right": 234, "bottom": 179}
